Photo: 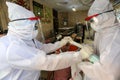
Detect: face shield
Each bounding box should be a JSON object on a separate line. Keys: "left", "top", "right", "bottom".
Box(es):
{"left": 117, "top": 15, "right": 120, "bottom": 23}
{"left": 35, "top": 19, "right": 45, "bottom": 43}
{"left": 85, "top": 9, "right": 114, "bottom": 31}
{"left": 10, "top": 17, "right": 45, "bottom": 42}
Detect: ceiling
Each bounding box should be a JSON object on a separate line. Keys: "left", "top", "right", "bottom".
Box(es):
{"left": 35, "top": 0, "right": 120, "bottom": 12}
{"left": 35, "top": 0, "right": 94, "bottom": 12}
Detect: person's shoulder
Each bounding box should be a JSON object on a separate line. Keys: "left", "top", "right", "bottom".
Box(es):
{"left": 0, "top": 36, "right": 10, "bottom": 47}
{"left": 0, "top": 35, "right": 8, "bottom": 42}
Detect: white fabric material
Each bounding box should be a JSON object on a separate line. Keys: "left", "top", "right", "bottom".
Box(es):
{"left": 59, "top": 36, "right": 73, "bottom": 47}
{"left": 6, "top": 2, "right": 37, "bottom": 40}
{"left": 88, "top": 0, "right": 116, "bottom": 32}
{"left": 79, "top": 45, "right": 94, "bottom": 59}
{"left": 70, "top": 44, "right": 93, "bottom": 80}
{"left": 0, "top": 34, "right": 82, "bottom": 80}
{"left": 71, "top": 64, "right": 82, "bottom": 80}
{"left": 6, "top": 2, "right": 35, "bottom": 21}
{"left": 78, "top": 0, "right": 120, "bottom": 80}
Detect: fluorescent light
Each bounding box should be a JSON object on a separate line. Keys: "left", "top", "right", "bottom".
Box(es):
{"left": 72, "top": 7, "right": 76, "bottom": 11}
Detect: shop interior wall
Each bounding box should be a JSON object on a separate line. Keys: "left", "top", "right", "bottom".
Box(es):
{"left": 68, "top": 10, "right": 88, "bottom": 26}
{"left": 58, "top": 10, "right": 88, "bottom": 28}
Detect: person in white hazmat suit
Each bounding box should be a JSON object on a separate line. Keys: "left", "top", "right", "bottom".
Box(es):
{"left": 0, "top": 2, "right": 93, "bottom": 80}
{"left": 78, "top": 0, "right": 120, "bottom": 80}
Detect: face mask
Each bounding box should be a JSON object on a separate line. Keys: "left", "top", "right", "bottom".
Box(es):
{"left": 32, "top": 30, "right": 38, "bottom": 39}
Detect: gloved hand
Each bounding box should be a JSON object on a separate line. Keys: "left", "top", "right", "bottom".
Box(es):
{"left": 79, "top": 45, "right": 94, "bottom": 60}
{"left": 59, "top": 36, "right": 73, "bottom": 47}
{"left": 88, "top": 54, "right": 99, "bottom": 63}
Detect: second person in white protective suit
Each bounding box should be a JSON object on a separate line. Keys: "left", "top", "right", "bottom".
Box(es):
{"left": 78, "top": 0, "right": 120, "bottom": 80}
{"left": 0, "top": 2, "right": 93, "bottom": 80}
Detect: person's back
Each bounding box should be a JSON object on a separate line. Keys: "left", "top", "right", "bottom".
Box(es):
{"left": 0, "top": 35, "right": 41, "bottom": 80}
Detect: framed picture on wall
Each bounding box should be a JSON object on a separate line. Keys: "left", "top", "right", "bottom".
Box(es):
{"left": 33, "top": 1, "right": 43, "bottom": 18}
{"left": 32, "top": 1, "right": 52, "bottom": 23}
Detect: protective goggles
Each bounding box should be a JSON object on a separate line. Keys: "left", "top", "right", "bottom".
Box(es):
{"left": 85, "top": 9, "right": 114, "bottom": 22}
{"left": 34, "top": 21, "right": 40, "bottom": 30}
{"left": 10, "top": 16, "right": 40, "bottom": 22}
{"left": 10, "top": 17, "right": 40, "bottom": 30}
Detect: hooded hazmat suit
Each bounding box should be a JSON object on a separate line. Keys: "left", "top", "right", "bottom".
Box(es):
{"left": 0, "top": 2, "right": 86, "bottom": 80}
{"left": 79, "top": 0, "right": 120, "bottom": 80}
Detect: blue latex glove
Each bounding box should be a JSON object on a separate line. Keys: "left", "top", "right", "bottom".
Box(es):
{"left": 88, "top": 54, "right": 99, "bottom": 63}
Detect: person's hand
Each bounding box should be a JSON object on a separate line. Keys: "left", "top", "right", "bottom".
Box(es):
{"left": 79, "top": 45, "right": 94, "bottom": 60}
{"left": 63, "top": 36, "right": 73, "bottom": 42}
{"left": 59, "top": 36, "right": 73, "bottom": 47}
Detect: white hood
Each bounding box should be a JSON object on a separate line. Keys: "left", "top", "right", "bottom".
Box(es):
{"left": 6, "top": 2, "right": 37, "bottom": 40}
{"left": 88, "top": 0, "right": 116, "bottom": 31}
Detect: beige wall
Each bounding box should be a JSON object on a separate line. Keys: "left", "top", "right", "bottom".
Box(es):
{"left": 68, "top": 10, "right": 88, "bottom": 26}
{"left": 41, "top": 21, "right": 53, "bottom": 39}
{"left": 58, "top": 10, "right": 88, "bottom": 28}
{"left": 0, "top": 0, "right": 9, "bottom": 31}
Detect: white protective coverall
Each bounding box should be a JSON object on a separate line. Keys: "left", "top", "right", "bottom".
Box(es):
{"left": 78, "top": 0, "right": 120, "bottom": 80}
{"left": 0, "top": 2, "right": 86, "bottom": 80}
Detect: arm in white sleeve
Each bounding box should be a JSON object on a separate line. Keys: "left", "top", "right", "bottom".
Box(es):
{"left": 7, "top": 41, "right": 81, "bottom": 71}
{"left": 78, "top": 40, "right": 120, "bottom": 80}
{"left": 36, "top": 37, "right": 73, "bottom": 53}
{"left": 78, "top": 60, "right": 115, "bottom": 80}
{"left": 38, "top": 41, "right": 62, "bottom": 53}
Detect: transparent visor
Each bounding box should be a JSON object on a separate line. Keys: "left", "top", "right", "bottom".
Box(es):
{"left": 35, "top": 20, "right": 45, "bottom": 43}
{"left": 34, "top": 21, "right": 39, "bottom": 30}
